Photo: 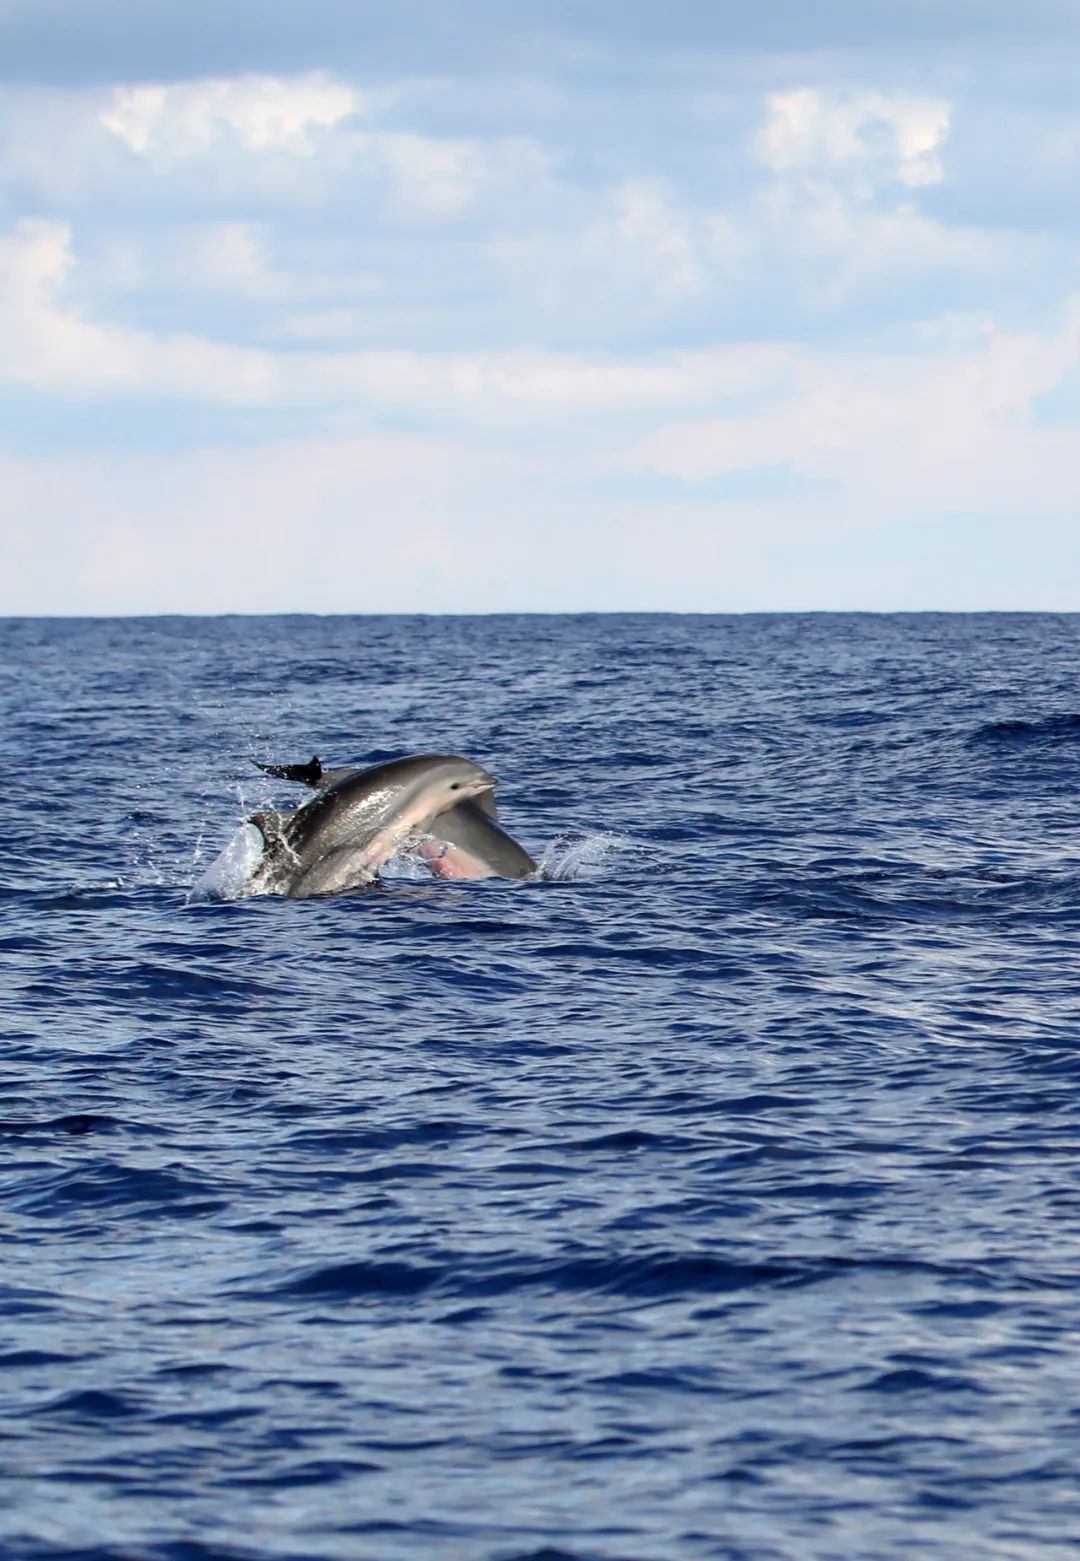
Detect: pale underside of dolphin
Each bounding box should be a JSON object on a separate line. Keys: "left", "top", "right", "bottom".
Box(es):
{"left": 249, "top": 753, "right": 537, "bottom": 896}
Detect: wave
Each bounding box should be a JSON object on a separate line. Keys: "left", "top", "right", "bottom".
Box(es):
{"left": 229, "top": 1243, "right": 1022, "bottom": 1315}
{"left": 239, "top": 1246, "right": 807, "bottom": 1306}
{"left": 11, "top": 1161, "right": 227, "bottom": 1218}
{"left": 970, "top": 712, "right": 1080, "bottom": 746}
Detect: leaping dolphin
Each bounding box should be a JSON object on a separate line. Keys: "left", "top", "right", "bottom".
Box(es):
{"left": 253, "top": 753, "right": 538, "bottom": 884}
{"left": 247, "top": 753, "right": 500, "bottom": 897}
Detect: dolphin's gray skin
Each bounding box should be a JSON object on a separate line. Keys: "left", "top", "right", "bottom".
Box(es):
{"left": 254, "top": 753, "right": 538, "bottom": 882}
{"left": 248, "top": 754, "right": 499, "bottom": 897}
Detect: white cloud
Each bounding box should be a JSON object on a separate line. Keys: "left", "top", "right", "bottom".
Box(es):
{"left": 374, "top": 131, "right": 503, "bottom": 219}
{"left": 485, "top": 177, "right": 743, "bottom": 346}
{"left": 0, "top": 75, "right": 553, "bottom": 247}
{"left": 0, "top": 430, "right": 482, "bottom": 614}
{"left": 100, "top": 72, "right": 361, "bottom": 156}
{"left": 755, "top": 88, "right": 952, "bottom": 193}
{"left": 0, "top": 71, "right": 1049, "bottom": 361}
{"left": 0, "top": 219, "right": 277, "bottom": 399}
{"left": 4, "top": 47, "right": 1080, "bottom": 614}
{"left": 5, "top": 331, "right": 1078, "bottom": 615}
{"left": 627, "top": 323, "right": 1080, "bottom": 520}
{"left": 0, "top": 218, "right": 787, "bottom": 418}
{"left": 607, "top": 181, "right": 709, "bottom": 301}
{"left": 96, "top": 220, "right": 300, "bottom": 303}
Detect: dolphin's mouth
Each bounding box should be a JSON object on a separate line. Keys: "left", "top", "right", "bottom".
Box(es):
{"left": 459, "top": 772, "right": 498, "bottom": 796}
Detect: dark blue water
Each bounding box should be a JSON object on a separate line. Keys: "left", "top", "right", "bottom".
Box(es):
{"left": 3, "top": 613, "right": 1080, "bottom": 1561}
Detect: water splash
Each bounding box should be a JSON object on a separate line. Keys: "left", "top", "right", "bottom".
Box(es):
{"left": 538, "top": 832, "right": 634, "bottom": 881}
{"left": 189, "top": 822, "right": 265, "bottom": 901}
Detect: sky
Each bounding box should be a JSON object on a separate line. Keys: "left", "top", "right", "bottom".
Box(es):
{"left": 2, "top": 0, "right": 1079, "bottom": 614}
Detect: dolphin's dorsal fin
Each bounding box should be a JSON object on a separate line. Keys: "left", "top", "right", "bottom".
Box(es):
{"left": 254, "top": 756, "right": 324, "bottom": 787}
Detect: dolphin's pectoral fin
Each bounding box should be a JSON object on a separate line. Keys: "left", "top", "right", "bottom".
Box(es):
{"left": 254, "top": 756, "right": 324, "bottom": 787}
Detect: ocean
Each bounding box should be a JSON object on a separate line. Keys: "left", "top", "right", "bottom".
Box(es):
{"left": 2, "top": 611, "right": 1079, "bottom": 1561}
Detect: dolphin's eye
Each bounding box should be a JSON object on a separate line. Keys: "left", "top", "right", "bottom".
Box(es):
{"left": 450, "top": 782, "right": 461, "bottom": 789}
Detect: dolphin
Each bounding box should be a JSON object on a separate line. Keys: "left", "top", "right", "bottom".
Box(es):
{"left": 253, "top": 753, "right": 538, "bottom": 882}
{"left": 247, "top": 753, "right": 500, "bottom": 897}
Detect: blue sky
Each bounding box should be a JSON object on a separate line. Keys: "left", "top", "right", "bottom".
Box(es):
{"left": 2, "top": 1, "right": 1079, "bottom": 613}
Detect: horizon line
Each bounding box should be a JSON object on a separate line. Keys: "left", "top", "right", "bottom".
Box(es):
{"left": 3, "top": 607, "right": 1079, "bottom": 622}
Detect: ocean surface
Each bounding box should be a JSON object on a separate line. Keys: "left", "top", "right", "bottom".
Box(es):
{"left": 2, "top": 611, "right": 1080, "bottom": 1561}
